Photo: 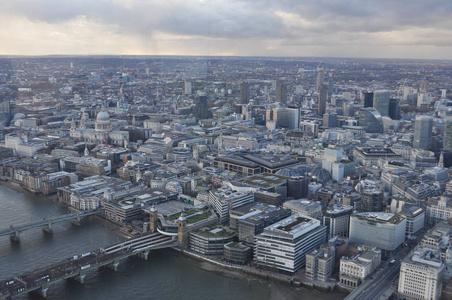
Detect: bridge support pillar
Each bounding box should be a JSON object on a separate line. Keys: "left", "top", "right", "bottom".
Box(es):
{"left": 40, "top": 287, "right": 49, "bottom": 298}
{"left": 109, "top": 261, "right": 120, "bottom": 271}
{"left": 9, "top": 231, "right": 20, "bottom": 243}
{"left": 71, "top": 217, "right": 82, "bottom": 226}
{"left": 75, "top": 273, "right": 86, "bottom": 284}
{"left": 140, "top": 250, "right": 150, "bottom": 261}
{"left": 42, "top": 223, "right": 53, "bottom": 235}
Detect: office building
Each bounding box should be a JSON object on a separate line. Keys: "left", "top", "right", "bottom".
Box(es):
{"left": 363, "top": 91, "right": 374, "bottom": 108}
{"left": 240, "top": 81, "right": 250, "bottom": 104}
{"left": 349, "top": 212, "right": 406, "bottom": 251}
{"left": 398, "top": 247, "right": 444, "bottom": 300}
{"left": 356, "top": 179, "right": 384, "bottom": 212}
{"left": 275, "top": 80, "right": 287, "bottom": 104}
{"left": 189, "top": 225, "right": 236, "bottom": 256}
{"left": 305, "top": 243, "right": 336, "bottom": 282}
{"left": 443, "top": 116, "right": 452, "bottom": 152}
{"left": 389, "top": 98, "right": 401, "bottom": 120}
{"left": 266, "top": 107, "right": 299, "bottom": 130}
{"left": 208, "top": 188, "right": 254, "bottom": 223}
{"left": 318, "top": 83, "right": 328, "bottom": 116}
{"left": 184, "top": 80, "right": 192, "bottom": 95}
{"left": 323, "top": 204, "right": 353, "bottom": 238}
{"left": 339, "top": 247, "right": 381, "bottom": 290}
{"left": 254, "top": 215, "right": 327, "bottom": 273}
{"left": 373, "top": 90, "right": 390, "bottom": 117}
{"left": 193, "top": 95, "right": 212, "bottom": 120}
{"left": 358, "top": 108, "right": 383, "bottom": 133}
{"left": 426, "top": 195, "right": 452, "bottom": 225}
{"left": 224, "top": 242, "right": 252, "bottom": 264}
{"left": 413, "top": 115, "right": 433, "bottom": 150}
{"left": 283, "top": 199, "right": 323, "bottom": 219}
{"left": 236, "top": 203, "right": 291, "bottom": 244}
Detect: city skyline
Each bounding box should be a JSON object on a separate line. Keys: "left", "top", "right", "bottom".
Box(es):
{"left": 1, "top": 0, "right": 452, "bottom": 59}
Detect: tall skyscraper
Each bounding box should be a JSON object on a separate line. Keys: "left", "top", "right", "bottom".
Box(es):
{"left": 184, "top": 80, "right": 192, "bottom": 95}
{"left": 443, "top": 116, "right": 452, "bottom": 152}
{"left": 363, "top": 91, "right": 374, "bottom": 108}
{"left": 373, "top": 90, "right": 390, "bottom": 117}
{"left": 318, "top": 83, "right": 328, "bottom": 116}
{"left": 316, "top": 66, "right": 325, "bottom": 92}
{"left": 193, "top": 95, "right": 211, "bottom": 120}
{"left": 240, "top": 81, "right": 249, "bottom": 104}
{"left": 275, "top": 80, "right": 287, "bottom": 104}
{"left": 389, "top": 98, "right": 400, "bottom": 120}
{"left": 413, "top": 115, "right": 433, "bottom": 150}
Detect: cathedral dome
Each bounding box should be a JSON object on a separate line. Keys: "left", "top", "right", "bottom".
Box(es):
{"left": 96, "top": 111, "right": 110, "bottom": 122}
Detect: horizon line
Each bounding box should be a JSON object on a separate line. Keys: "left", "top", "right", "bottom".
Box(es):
{"left": 0, "top": 53, "right": 452, "bottom": 63}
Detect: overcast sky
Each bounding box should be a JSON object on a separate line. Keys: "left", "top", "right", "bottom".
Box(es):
{"left": 1, "top": 0, "right": 452, "bottom": 59}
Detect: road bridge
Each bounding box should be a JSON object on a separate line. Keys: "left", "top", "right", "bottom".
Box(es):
{"left": 0, "top": 210, "right": 100, "bottom": 243}
{"left": 0, "top": 232, "right": 177, "bottom": 299}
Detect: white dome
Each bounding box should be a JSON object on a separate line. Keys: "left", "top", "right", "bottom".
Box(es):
{"left": 96, "top": 111, "right": 110, "bottom": 122}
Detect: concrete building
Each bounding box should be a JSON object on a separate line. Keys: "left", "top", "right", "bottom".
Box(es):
{"left": 208, "top": 188, "right": 254, "bottom": 223}
{"left": 323, "top": 204, "right": 354, "bottom": 239}
{"left": 444, "top": 116, "right": 452, "bottom": 152}
{"left": 349, "top": 212, "right": 407, "bottom": 251}
{"left": 235, "top": 203, "right": 291, "bottom": 244}
{"left": 240, "top": 81, "right": 249, "bottom": 104}
{"left": 426, "top": 195, "right": 452, "bottom": 225}
{"left": 339, "top": 247, "right": 381, "bottom": 290}
{"left": 305, "top": 243, "right": 335, "bottom": 282}
{"left": 224, "top": 242, "right": 252, "bottom": 264}
{"left": 254, "top": 215, "right": 327, "bottom": 273}
{"left": 266, "top": 107, "right": 299, "bottom": 130}
{"left": 373, "top": 90, "right": 390, "bottom": 117}
{"left": 398, "top": 247, "right": 444, "bottom": 300}
{"left": 189, "top": 225, "right": 236, "bottom": 256}
{"left": 283, "top": 199, "right": 323, "bottom": 219}
{"left": 413, "top": 115, "right": 433, "bottom": 150}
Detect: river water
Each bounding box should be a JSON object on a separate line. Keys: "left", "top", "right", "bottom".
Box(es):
{"left": 0, "top": 184, "right": 345, "bottom": 300}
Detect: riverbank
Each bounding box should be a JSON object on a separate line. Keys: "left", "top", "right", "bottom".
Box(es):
{"left": 176, "top": 248, "right": 346, "bottom": 299}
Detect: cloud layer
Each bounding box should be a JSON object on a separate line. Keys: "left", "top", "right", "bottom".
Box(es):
{"left": 1, "top": 0, "right": 452, "bottom": 58}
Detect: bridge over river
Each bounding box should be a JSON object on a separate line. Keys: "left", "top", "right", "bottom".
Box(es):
{"left": 0, "top": 210, "right": 100, "bottom": 242}
{"left": 0, "top": 232, "right": 177, "bottom": 299}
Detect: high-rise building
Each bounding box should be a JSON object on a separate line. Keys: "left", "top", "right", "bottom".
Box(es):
{"left": 373, "top": 90, "right": 390, "bottom": 117}
{"left": 275, "top": 80, "right": 287, "bottom": 104}
{"left": 389, "top": 98, "right": 401, "bottom": 120}
{"left": 184, "top": 80, "right": 192, "bottom": 95}
{"left": 363, "top": 91, "right": 374, "bottom": 108}
{"left": 323, "top": 112, "right": 338, "bottom": 128}
{"left": 316, "top": 66, "right": 325, "bottom": 92}
{"left": 265, "top": 107, "right": 299, "bottom": 130}
{"left": 318, "top": 83, "right": 328, "bottom": 116}
{"left": 240, "top": 81, "right": 249, "bottom": 104}
{"left": 398, "top": 247, "right": 444, "bottom": 300}
{"left": 413, "top": 115, "right": 433, "bottom": 150}
{"left": 358, "top": 108, "right": 383, "bottom": 133}
{"left": 443, "top": 116, "right": 452, "bottom": 151}
{"left": 193, "top": 95, "right": 212, "bottom": 120}
{"left": 254, "top": 215, "right": 327, "bottom": 273}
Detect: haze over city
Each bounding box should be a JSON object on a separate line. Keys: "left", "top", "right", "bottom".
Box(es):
{"left": 1, "top": 0, "right": 452, "bottom": 59}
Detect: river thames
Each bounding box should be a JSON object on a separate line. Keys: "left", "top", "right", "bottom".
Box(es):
{"left": 0, "top": 184, "right": 345, "bottom": 300}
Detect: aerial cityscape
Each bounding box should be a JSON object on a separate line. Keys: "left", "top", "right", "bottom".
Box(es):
{"left": 1, "top": 1, "right": 452, "bottom": 300}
